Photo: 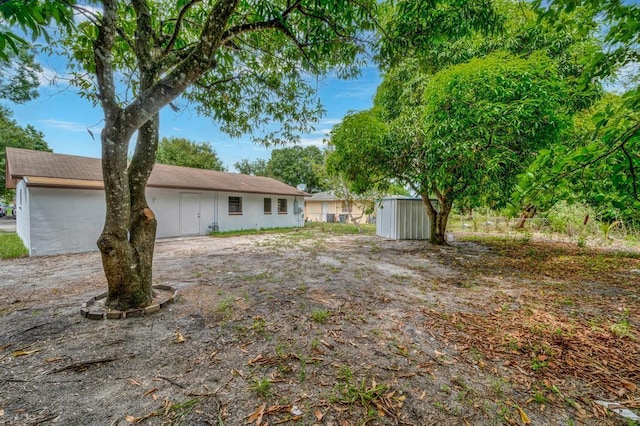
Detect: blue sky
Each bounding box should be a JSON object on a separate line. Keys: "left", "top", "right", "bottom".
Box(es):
{"left": 5, "top": 49, "right": 381, "bottom": 172}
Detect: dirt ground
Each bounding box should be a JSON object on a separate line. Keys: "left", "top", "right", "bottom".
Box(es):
{"left": 0, "top": 228, "right": 639, "bottom": 425}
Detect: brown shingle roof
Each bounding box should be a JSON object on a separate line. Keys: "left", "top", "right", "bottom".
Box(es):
{"left": 5, "top": 147, "right": 307, "bottom": 196}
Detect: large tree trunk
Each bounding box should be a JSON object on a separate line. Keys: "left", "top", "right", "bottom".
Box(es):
{"left": 421, "top": 190, "right": 453, "bottom": 245}
{"left": 97, "top": 115, "right": 159, "bottom": 310}
{"left": 96, "top": 116, "right": 142, "bottom": 309}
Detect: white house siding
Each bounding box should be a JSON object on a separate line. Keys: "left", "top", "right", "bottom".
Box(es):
{"left": 376, "top": 198, "right": 431, "bottom": 240}
{"left": 28, "top": 187, "right": 106, "bottom": 256}
{"left": 15, "top": 180, "right": 31, "bottom": 254}
{"left": 148, "top": 188, "right": 189, "bottom": 237}
{"left": 19, "top": 185, "right": 305, "bottom": 256}
{"left": 216, "top": 193, "right": 304, "bottom": 232}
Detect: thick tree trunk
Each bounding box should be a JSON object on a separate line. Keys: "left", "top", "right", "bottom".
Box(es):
{"left": 421, "top": 191, "right": 452, "bottom": 245}
{"left": 97, "top": 116, "right": 142, "bottom": 309}
{"left": 97, "top": 115, "right": 159, "bottom": 310}
{"left": 128, "top": 115, "right": 160, "bottom": 304}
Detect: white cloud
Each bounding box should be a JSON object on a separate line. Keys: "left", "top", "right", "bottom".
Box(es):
{"left": 333, "top": 81, "right": 377, "bottom": 100}
{"left": 36, "top": 67, "right": 63, "bottom": 87}
{"left": 40, "top": 119, "right": 95, "bottom": 133}
{"left": 319, "top": 118, "right": 342, "bottom": 126}
{"left": 299, "top": 136, "right": 329, "bottom": 147}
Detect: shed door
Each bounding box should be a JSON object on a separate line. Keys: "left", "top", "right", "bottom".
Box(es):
{"left": 180, "top": 193, "right": 201, "bottom": 236}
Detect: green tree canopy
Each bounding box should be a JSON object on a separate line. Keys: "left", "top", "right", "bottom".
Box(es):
{"left": 330, "top": 52, "right": 570, "bottom": 244}
{"left": 156, "top": 137, "right": 225, "bottom": 171}
{"left": 375, "top": 0, "right": 502, "bottom": 70}
{"left": 517, "top": 94, "right": 640, "bottom": 223}
{"left": 0, "top": 105, "right": 51, "bottom": 198}
{"left": 233, "top": 158, "right": 268, "bottom": 176}
{"left": 235, "top": 145, "right": 327, "bottom": 192}
{"left": 0, "top": 0, "right": 75, "bottom": 59}
{"left": 326, "top": 108, "right": 390, "bottom": 194}
{"left": 0, "top": 46, "right": 41, "bottom": 103}
{"left": 0, "top": 0, "right": 78, "bottom": 103}
{"left": 265, "top": 145, "right": 326, "bottom": 193}
{"left": 412, "top": 53, "right": 568, "bottom": 208}
{"left": 522, "top": 0, "right": 640, "bottom": 219}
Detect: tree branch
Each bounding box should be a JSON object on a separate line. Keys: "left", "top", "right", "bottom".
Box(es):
{"left": 122, "top": 0, "right": 239, "bottom": 133}
{"left": 194, "top": 70, "right": 248, "bottom": 90}
{"left": 162, "top": 0, "right": 202, "bottom": 56}
{"left": 132, "top": 0, "right": 154, "bottom": 75}
{"left": 94, "top": 0, "right": 118, "bottom": 113}
{"left": 220, "top": 0, "right": 301, "bottom": 43}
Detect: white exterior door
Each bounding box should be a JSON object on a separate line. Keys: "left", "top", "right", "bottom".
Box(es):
{"left": 321, "top": 202, "right": 328, "bottom": 222}
{"left": 180, "top": 193, "right": 201, "bottom": 236}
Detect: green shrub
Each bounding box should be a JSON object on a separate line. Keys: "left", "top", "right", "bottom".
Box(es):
{"left": 544, "top": 201, "right": 599, "bottom": 237}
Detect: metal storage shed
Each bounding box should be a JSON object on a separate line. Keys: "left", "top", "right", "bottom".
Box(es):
{"left": 376, "top": 197, "right": 432, "bottom": 240}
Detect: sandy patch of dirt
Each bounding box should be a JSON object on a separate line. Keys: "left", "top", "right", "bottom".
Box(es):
{"left": 0, "top": 230, "right": 639, "bottom": 425}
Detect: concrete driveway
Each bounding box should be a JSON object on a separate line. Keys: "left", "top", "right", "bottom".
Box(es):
{"left": 0, "top": 218, "right": 16, "bottom": 233}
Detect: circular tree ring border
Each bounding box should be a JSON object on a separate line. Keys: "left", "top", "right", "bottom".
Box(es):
{"left": 80, "top": 285, "right": 178, "bottom": 320}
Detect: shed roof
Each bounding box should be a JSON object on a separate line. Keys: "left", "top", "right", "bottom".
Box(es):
{"left": 5, "top": 147, "right": 307, "bottom": 196}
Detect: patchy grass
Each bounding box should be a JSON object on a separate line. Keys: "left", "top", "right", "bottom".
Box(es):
{"left": 0, "top": 233, "right": 27, "bottom": 259}
{"left": 209, "top": 226, "right": 297, "bottom": 238}
{"left": 304, "top": 221, "right": 376, "bottom": 235}
{"left": 209, "top": 222, "right": 375, "bottom": 238}
{"left": 310, "top": 308, "right": 331, "bottom": 324}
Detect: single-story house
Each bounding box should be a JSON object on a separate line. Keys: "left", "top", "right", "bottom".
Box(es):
{"left": 5, "top": 147, "right": 307, "bottom": 256}
{"left": 304, "top": 191, "right": 374, "bottom": 224}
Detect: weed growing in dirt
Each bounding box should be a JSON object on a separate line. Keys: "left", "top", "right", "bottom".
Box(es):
{"left": 533, "top": 392, "right": 549, "bottom": 404}
{"left": 530, "top": 358, "right": 549, "bottom": 372}
{"left": 337, "top": 365, "right": 354, "bottom": 382}
{"left": 330, "top": 375, "right": 388, "bottom": 417}
{"left": 558, "top": 298, "right": 574, "bottom": 306}
{"left": 298, "top": 357, "right": 307, "bottom": 382}
{"left": 250, "top": 377, "right": 272, "bottom": 397}
{"left": 433, "top": 400, "right": 448, "bottom": 412}
{"left": 469, "top": 347, "right": 483, "bottom": 362}
{"left": 611, "top": 319, "right": 634, "bottom": 339}
{"left": 311, "top": 308, "right": 330, "bottom": 324}
{"left": 274, "top": 343, "right": 290, "bottom": 359}
{"left": 216, "top": 296, "right": 236, "bottom": 320}
{"left": 0, "top": 233, "right": 28, "bottom": 259}
{"left": 251, "top": 317, "right": 267, "bottom": 334}
{"left": 490, "top": 377, "right": 508, "bottom": 397}
{"left": 310, "top": 337, "right": 320, "bottom": 350}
